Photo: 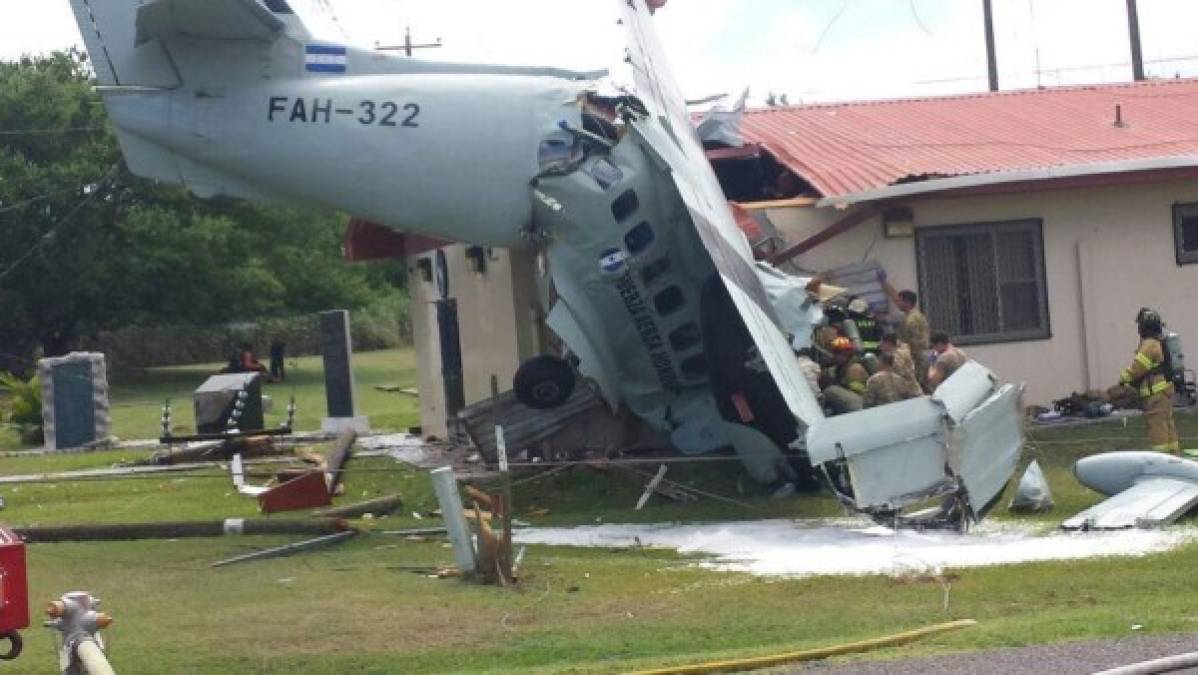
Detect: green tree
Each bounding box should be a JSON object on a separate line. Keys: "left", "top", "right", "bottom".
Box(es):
{"left": 0, "top": 51, "right": 403, "bottom": 374}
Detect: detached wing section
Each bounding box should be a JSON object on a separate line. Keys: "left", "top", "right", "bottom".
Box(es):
{"left": 135, "top": 0, "right": 285, "bottom": 46}
{"left": 618, "top": 0, "right": 824, "bottom": 427}
{"left": 1062, "top": 478, "right": 1198, "bottom": 530}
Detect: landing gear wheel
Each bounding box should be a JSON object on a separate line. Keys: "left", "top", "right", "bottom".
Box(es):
{"left": 0, "top": 631, "right": 22, "bottom": 661}
{"left": 514, "top": 356, "right": 576, "bottom": 410}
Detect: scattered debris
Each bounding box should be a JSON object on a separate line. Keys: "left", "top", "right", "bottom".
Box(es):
{"left": 16, "top": 518, "right": 349, "bottom": 543}
{"left": 635, "top": 464, "right": 669, "bottom": 511}
{"left": 211, "top": 530, "right": 358, "bottom": 568}
{"left": 258, "top": 470, "right": 332, "bottom": 514}
{"left": 380, "top": 527, "right": 448, "bottom": 537}
{"left": 312, "top": 494, "right": 403, "bottom": 519}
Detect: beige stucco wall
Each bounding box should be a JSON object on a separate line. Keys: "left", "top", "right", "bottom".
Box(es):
{"left": 408, "top": 245, "right": 541, "bottom": 438}
{"left": 769, "top": 178, "right": 1198, "bottom": 406}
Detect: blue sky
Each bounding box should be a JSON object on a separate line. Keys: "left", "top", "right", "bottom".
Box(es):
{"left": 4, "top": 1, "right": 1198, "bottom": 104}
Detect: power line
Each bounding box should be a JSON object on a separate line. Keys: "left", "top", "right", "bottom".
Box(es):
{"left": 0, "top": 164, "right": 118, "bottom": 283}
{"left": 0, "top": 186, "right": 88, "bottom": 215}
{"left": 0, "top": 126, "right": 105, "bottom": 137}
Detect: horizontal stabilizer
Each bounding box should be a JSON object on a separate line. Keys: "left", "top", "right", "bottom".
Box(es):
{"left": 136, "top": 0, "right": 285, "bottom": 46}
{"left": 1062, "top": 477, "right": 1198, "bottom": 530}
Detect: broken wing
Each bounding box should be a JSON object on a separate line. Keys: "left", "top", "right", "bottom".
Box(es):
{"left": 617, "top": 0, "right": 824, "bottom": 428}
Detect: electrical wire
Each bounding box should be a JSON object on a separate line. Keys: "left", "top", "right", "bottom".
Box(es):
{"left": 0, "top": 126, "right": 105, "bottom": 137}
{"left": 0, "top": 164, "right": 118, "bottom": 282}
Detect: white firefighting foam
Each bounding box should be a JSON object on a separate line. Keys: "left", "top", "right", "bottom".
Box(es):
{"left": 513, "top": 518, "right": 1194, "bottom": 577}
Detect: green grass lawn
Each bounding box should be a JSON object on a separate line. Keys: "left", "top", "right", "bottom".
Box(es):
{"left": 0, "top": 348, "right": 421, "bottom": 452}
{"left": 4, "top": 361, "right": 1198, "bottom": 672}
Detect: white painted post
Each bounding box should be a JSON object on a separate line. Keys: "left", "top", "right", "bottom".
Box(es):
{"left": 430, "top": 467, "right": 476, "bottom": 573}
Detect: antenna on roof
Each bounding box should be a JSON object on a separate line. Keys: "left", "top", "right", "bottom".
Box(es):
{"left": 376, "top": 27, "right": 443, "bottom": 57}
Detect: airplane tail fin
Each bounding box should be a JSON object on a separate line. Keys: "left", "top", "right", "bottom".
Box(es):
{"left": 68, "top": 0, "right": 177, "bottom": 88}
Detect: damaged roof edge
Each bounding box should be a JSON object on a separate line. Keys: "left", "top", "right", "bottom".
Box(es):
{"left": 816, "top": 154, "right": 1198, "bottom": 208}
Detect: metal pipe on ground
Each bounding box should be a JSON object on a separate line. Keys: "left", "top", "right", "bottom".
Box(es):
{"left": 211, "top": 530, "right": 358, "bottom": 567}
{"left": 625, "top": 619, "right": 978, "bottom": 675}
{"left": 1094, "top": 652, "right": 1198, "bottom": 675}
{"left": 16, "top": 518, "right": 349, "bottom": 543}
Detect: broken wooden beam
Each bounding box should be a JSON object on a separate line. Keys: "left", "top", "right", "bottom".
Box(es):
{"left": 324, "top": 428, "right": 357, "bottom": 495}
{"left": 16, "top": 518, "right": 350, "bottom": 543}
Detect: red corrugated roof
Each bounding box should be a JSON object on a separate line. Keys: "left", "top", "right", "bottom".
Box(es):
{"left": 737, "top": 78, "right": 1198, "bottom": 198}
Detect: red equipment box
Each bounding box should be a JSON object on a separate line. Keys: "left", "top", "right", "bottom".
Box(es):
{"left": 0, "top": 527, "right": 29, "bottom": 636}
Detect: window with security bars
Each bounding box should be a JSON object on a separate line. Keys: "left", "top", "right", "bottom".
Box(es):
{"left": 916, "top": 219, "right": 1050, "bottom": 344}
{"left": 1173, "top": 202, "right": 1198, "bottom": 265}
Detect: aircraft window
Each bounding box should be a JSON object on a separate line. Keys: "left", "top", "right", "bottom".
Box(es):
{"left": 641, "top": 258, "right": 669, "bottom": 286}
{"left": 654, "top": 286, "right": 684, "bottom": 316}
{"left": 624, "top": 222, "right": 654, "bottom": 254}
{"left": 263, "top": 0, "right": 294, "bottom": 13}
{"left": 681, "top": 355, "right": 709, "bottom": 377}
{"left": 611, "top": 190, "right": 639, "bottom": 222}
{"left": 669, "top": 323, "right": 702, "bottom": 351}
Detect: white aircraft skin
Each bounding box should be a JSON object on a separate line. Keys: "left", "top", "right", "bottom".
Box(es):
{"left": 69, "top": 0, "right": 1023, "bottom": 525}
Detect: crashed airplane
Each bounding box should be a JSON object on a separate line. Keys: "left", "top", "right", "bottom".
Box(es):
{"left": 69, "top": 0, "right": 1023, "bottom": 527}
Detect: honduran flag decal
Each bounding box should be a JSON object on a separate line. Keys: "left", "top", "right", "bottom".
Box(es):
{"left": 305, "top": 45, "right": 347, "bottom": 73}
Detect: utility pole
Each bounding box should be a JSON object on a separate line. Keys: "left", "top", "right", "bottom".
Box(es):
{"left": 377, "top": 26, "right": 443, "bottom": 57}
{"left": 1126, "top": 0, "right": 1145, "bottom": 81}
{"left": 983, "top": 0, "right": 999, "bottom": 91}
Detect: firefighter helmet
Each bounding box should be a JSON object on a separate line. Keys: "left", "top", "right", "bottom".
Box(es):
{"left": 1135, "top": 307, "right": 1164, "bottom": 337}
{"left": 830, "top": 336, "right": 855, "bottom": 353}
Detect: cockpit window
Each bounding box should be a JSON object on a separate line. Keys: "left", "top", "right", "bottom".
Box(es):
{"left": 611, "top": 190, "right": 639, "bottom": 222}
{"left": 654, "top": 286, "right": 684, "bottom": 316}
{"left": 263, "top": 0, "right": 294, "bottom": 13}
{"left": 625, "top": 222, "right": 654, "bottom": 254}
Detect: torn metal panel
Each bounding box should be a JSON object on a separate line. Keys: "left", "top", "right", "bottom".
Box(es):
{"left": 1063, "top": 478, "right": 1198, "bottom": 530}
{"left": 947, "top": 383, "right": 1024, "bottom": 515}
{"left": 696, "top": 88, "right": 749, "bottom": 148}
{"left": 932, "top": 361, "right": 997, "bottom": 425}
{"left": 807, "top": 398, "right": 950, "bottom": 509}
{"left": 806, "top": 365, "right": 1023, "bottom": 522}
{"left": 817, "top": 260, "right": 890, "bottom": 317}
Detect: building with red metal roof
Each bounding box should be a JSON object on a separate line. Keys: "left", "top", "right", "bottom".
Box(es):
{"left": 736, "top": 77, "right": 1198, "bottom": 201}
{"left": 731, "top": 78, "right": 1198, "bottom": 407}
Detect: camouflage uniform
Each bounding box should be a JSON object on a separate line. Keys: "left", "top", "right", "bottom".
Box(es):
{"left": 863, "top": 370, "right": 921, "bottom": 408}
{"left": 1120, "top": 337, "right": 1179, "bottom": 454}
{"left": 897, "top": 308, "right": 931, "bottom": 389}
{"left": 898, "top": 308, "right": 931, "bottom": 355}
{"left": 891, "top": 344, "right": 923, "bottom": 395}
{"left": 931, "top": 346, "right": 968, "bottom": 383}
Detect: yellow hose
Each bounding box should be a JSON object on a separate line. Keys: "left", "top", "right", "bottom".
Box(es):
{"left": 626, "top": 618, "right": 978, "bottom": 675}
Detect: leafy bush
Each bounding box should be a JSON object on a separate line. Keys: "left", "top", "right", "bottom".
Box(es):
{"left": 0, "top": 372, "right": 43, "bottom": 444}
{"left": 75, "top": 295, "right": 411, "bottom": 372}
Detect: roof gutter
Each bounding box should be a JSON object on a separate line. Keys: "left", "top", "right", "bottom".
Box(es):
{"left": 817, "top": 154, "right": 1198, "bottom": 208}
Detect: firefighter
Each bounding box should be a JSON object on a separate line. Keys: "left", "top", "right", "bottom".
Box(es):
{"left": 1120, "top": 308, "right": 1179, "bottom": 454}
{"left": 847, "top": 297, "right": 883, "bottom": 354}
{"left": 821, "top": 336, "right": 869, "bottom": 414}
{"left": 879, "top": 273, "right": 931, "bottom": 388}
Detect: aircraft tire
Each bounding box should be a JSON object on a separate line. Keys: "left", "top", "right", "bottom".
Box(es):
{"left": 514, "top": 356, "right": 576, "bottom": 410}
